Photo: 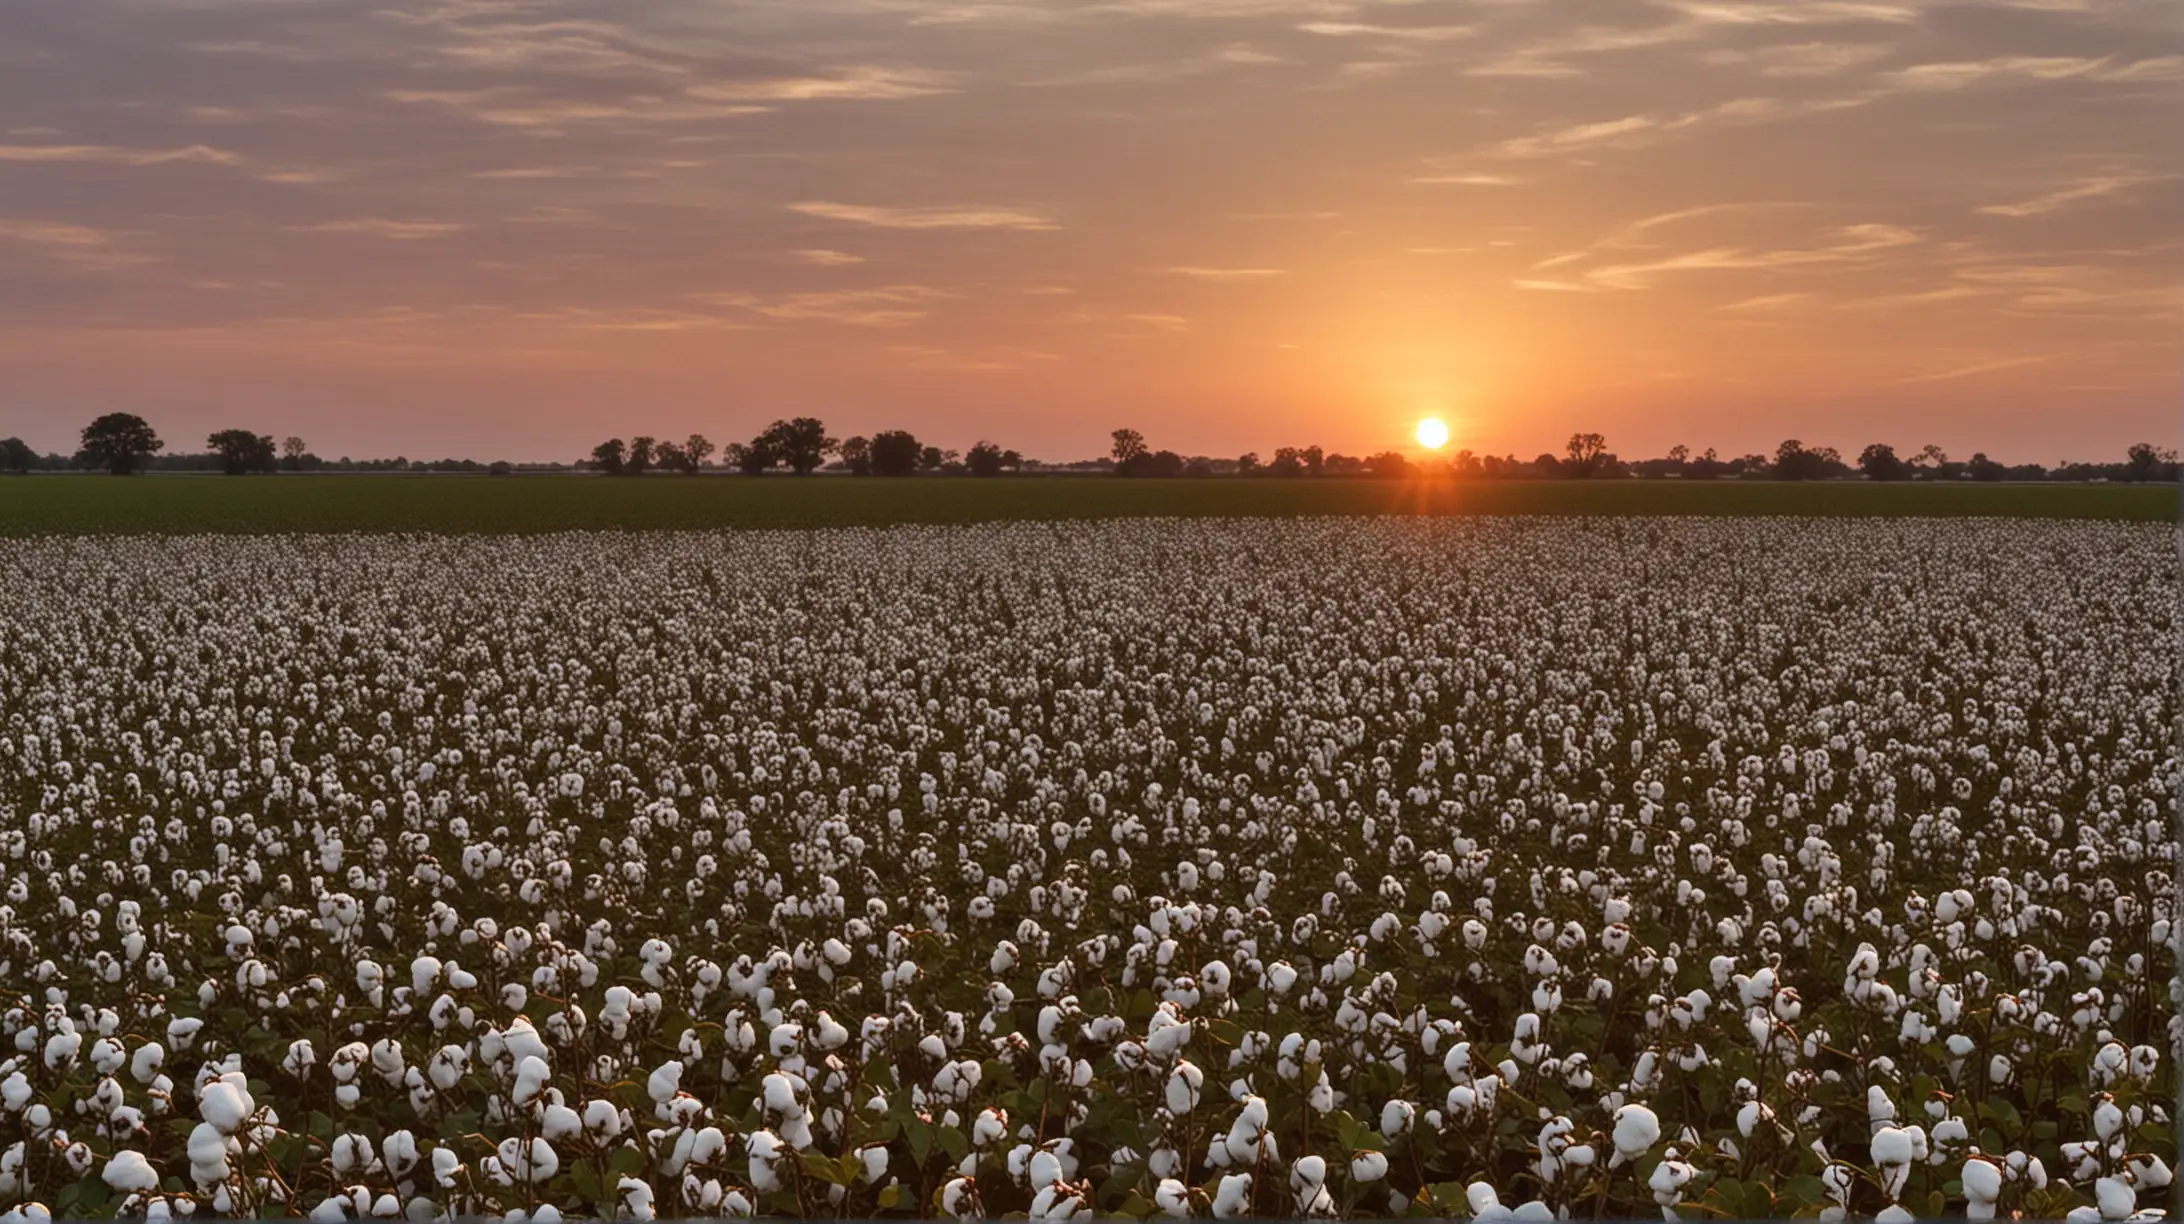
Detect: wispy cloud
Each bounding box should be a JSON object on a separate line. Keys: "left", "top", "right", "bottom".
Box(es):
{"left": 1160, "top": 266, "right": 1287, "bottom": 279}
{"left": 696, "top": 285, "right": 955, "bottom": 326}
{"left": 1978, "top": 172, "right": 2167, "bottom": 217}
{"left": 1297, "top": 21, "right": 1472, "bottom": 41}
{"left": 1491, "top": 116, "right": 1656, "bottom": 158}
{"left": 788, "top": 201, "right": 1059, "bottom": 230}
{"left": 1899, "top": 354, "right": 2051, "bottom": 382}
{"left": 291, "top": 219, "right": 469, "bottom": 240}
{"left": 689, "top": 67, "right": 953, "bottom": 102}
{"left": 1409, "top": 173, "right": 1522, "bottom": 186}
{"left": 0, "top": 219, "right": 154, "bottom": 270}
{"left": 792, "top": 249, "right": 867, "bottom": 265}
{"left": 0, "top": 143, "right": 241, "bottom": 167}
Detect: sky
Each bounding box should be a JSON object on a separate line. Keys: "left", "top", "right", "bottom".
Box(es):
{"left": 1, "top": 0, "right": 2179, "bottom": 464}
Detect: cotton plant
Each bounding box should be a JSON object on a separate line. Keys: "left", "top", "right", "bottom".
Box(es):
{"left": 0, "top": 518, "right": 2173, "bottom": 1218}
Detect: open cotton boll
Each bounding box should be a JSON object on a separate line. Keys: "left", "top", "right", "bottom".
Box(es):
{"left": 1352, "top": 1150, "right": 1390, "bottom": 1183}
{"left": 1164, "top": 1061, "right": 1203, "bottom": 1115}
{"left": 197, "top": 1074, "right": 254, "bottom": 1133}
{"left": 1610, "top": 1104, "right": 1660, "bottom": 1165}
{"left": 101, "top": 1150, "right": 158, "bottom": 1193}
{"left": 1211, "top": 1173, "right": 1253, "bottom": 1218}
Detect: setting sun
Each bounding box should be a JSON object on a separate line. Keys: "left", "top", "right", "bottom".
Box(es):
{"left": 1415, "top": 417, "right": 1450, "bottom": 450}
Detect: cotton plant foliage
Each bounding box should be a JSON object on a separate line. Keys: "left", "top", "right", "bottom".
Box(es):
{"left": 0, "top": 517, "right": 2174, "bottom": 1221}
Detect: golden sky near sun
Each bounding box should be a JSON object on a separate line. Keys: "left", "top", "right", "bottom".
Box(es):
{"left": 0, "top": 0, "right": 2178, "bottom": 462}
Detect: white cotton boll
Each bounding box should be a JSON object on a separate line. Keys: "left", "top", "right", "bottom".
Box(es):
{"left": 1963, "top": 1159, "right": 2002, "bottom": 1204}
{"left": 647, "top": 1061, "right": 684, "bottom": 1106}
{"left": 763, "top": 1072, "right": 801, "bottom": 1114}
{"left": 540, "top": 1104, "right": 581, "bottom": 1141}
{"left": 513, "top": 1056, "right": 551, "bottom": 1107}
{"left": 1352, "top": 1150, "right": 1389, "bottom": 1183}
{"left": 1165, "top": 1061, "right": 1204, "bottom": 1115}
{"left": 102, "top": 1150, "right": 158, "bottom": 1193}
{"left": 130, "top": 1043, "right": 165, "bottom": 1084}
{"left": 2094, "top": 1176, "right": 2135, "bottom": 1221}
{"left": 198, "top": 1074, "right": 254, "bottom": 1133}
{"left": 1211, "top": 1173, "right": 1253, "bottom": 1218}
{"left": 1155, "top": 1179, "right": 1191, "bottom": 1218}
{"left": 1872, "top": 1127, "right": 1915, "bottom": 1166}
{"left": 1381, "top": 1099, "right": 1414, "bottom": 1137}
{"left": 1610, "top": 1104, "right": 1660, "bottom": 1165}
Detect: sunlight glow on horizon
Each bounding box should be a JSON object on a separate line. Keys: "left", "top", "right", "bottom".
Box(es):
{"left": 1415, "top": 417, "right": 1451, "bottom": 451}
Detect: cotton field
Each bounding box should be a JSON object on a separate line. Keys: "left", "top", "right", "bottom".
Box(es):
{"left": 0, "top": 517, "right": 2175, "bottom": 1223}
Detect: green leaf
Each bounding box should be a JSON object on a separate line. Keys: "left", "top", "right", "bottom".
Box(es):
{"left": 879, "top": 1184, "right": 904, "bottom": 1210}
{"left": 608, "top": 1146, "right": 647, "bottom": 1178}
{"left": 800, "top": 1151, "right": 855, "bottom": 1187}
{"left": 937, "top": 1124, "right": 970, "bottom": 1163}
{"left": 570, "top": 1161, "right": 603, "bottom": 1205}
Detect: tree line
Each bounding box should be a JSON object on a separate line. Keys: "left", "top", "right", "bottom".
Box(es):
{"left": 3, "top": 412, "right": 2177, "bottom": 483}
{"left": 586, "top": 420, "right": 1027, "bottom": 478}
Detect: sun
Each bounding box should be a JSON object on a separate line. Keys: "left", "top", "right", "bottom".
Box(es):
{"left": 1415, "top": 417, "right": 1450, "bottom": 450}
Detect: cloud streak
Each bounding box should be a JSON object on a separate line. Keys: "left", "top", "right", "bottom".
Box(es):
{"left": 788, "top": 202, "right": 1060, "bottom": 230}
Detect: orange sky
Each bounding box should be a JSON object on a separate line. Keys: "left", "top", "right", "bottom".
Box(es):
{"left": 1, "top": 0, "right": 2178, "bottom": 463}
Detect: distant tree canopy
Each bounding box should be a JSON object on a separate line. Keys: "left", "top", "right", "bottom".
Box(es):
{"left": 39, "top": 413, "right": 2184, "bottom": 484}
{"left": 79, "top": 413, "right": 164, "bottom": 476}
{"left": 965, "top": 441, "right": 1008, "bottom": 477}
{"left": 756, "top": 418, "right": 837, "bottom": 475}
{"left": 1858, "top": 443, "right": 1907, "bottom": 481}
{"left": 208, "top": 429, "right": 279, "bottom": 476}
{"left": 0, "top": 437, "right": 34, "bottom": 474}
{"left": 869, "top": 430, "right": 922, "bottom": 477}
{"left": 1774, "top": 439, "right": 1845, "bottom": 482}
{"left": 590, "top": 438, "right": 626, "bottom": 475}
{"left": 1564, "top": 432, "right": 1611, "bottom": 478}
{"left": 2125, "top": 441, "right": 2180, "bottom": 483}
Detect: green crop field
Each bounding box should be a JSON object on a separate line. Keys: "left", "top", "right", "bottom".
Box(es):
{"left": 0, "top": 473, "right": 2171, "bottom": 535}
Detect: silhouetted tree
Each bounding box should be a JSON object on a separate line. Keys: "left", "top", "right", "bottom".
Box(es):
{"left": 682, "top": 434, "right": 715, "bottom": 472}
{"left": 756, "top": 418, "right": 836, "bottom": 475}
{"left": 280, "top": 436, "right": 308, "bottom": 471}
{"left": 0, "top": 437, "right": 33, "bottom": 474}
{"left": 78, "top": 413, "right": 163, "bottom": 475}
{"left": 1001, "top": 449, "right": 1024, "bottom": 471}
{"left": 1236, "top": 452, "right": 1260, "bottom": 476}
{"left": 1774, "top": 438, "right": 1831, "bottom": 481}
{"left": 207, "top": 429, "right": 278, "bottom": 475}
{"left": 869, "top": 431, "right": 921, "bottom": 477}
{"left": 627, "top": 436, "right": 656, "bottom": 476}
{"left": 1913, "top": 444, "right": 1948, "bottom": 473}
{"left": 2125, "top": 441, "right": 2179, "bottom": 482}
{"left": 1967, "top": 451, "right": 2007, "bottom": 482}
{"left": 1858, "top": 443, "right": 1907, "bottom": 481}
{"left": 1367, "top": 451, "right": 1413, "bottom": 478}
{"left": 590, "top": 439, "right": 626, "bottom": 475}
{"left": 966, "top": 441, "right": 1007, "bottom": 477}
{"left": 1564, "top": 432, "right": 1609, "bottom": 478}
{"left": 838, "top": 436, "right": 873, "bottom": 476}
{"left": 1111, "top": 428, "right": 1148, "bottom": 474}
{"left": 654, "top": 440, "right": 687, "bottom": 472}
{"left": 728, "top": 441, "right": 775, "bottom": 475}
